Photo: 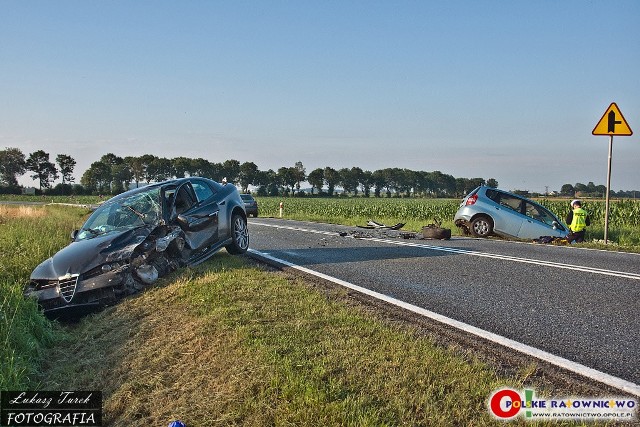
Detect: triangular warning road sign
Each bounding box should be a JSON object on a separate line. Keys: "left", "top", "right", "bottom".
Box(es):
{"left": 592, "top": 103, "right": 633, "bottom": 136}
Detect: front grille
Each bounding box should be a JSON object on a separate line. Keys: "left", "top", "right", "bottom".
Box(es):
{"left": 58, "top": 274, "right": 79, "bottom": 303}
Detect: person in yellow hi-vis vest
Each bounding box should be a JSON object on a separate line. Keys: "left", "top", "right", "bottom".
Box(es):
{"left": 565, "top": 199, "right": 590, "bottom": 243}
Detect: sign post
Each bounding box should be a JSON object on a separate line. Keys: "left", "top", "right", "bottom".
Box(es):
{"left": 592, "top": 103, "right": 633, "bottom": 244}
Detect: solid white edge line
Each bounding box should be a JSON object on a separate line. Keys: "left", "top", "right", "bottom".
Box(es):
{"left": 248, "top": 248, "right": 640, "bottom": 397}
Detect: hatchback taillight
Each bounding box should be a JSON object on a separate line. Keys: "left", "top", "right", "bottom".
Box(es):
{"left": 465, "top": 194, "right": 478, "bottom": 206}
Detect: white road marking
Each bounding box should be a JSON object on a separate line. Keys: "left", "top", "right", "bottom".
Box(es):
{"left": 251, "top": 221, "right": 640, "bottom": 281}
{"left": 248, "top": 248, "right": 640, "bottom": 397}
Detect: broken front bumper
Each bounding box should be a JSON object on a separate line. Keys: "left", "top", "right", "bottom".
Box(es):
{"left": 25, "top": 267, "right": 130, "bottom": 315}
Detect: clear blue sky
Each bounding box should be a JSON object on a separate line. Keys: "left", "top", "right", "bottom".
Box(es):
{"left": 2, "top": 0, "right": 639, "bottom": 193}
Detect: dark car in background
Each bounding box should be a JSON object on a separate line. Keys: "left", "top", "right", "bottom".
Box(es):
{"left": 241, "top": 194, "right": 259, "bottom": 217}
{"left": 25, "top": 177, "right": 249, "bottom": 317}
{"left": 454, "top": 186, "right": 568, "bottom": 240}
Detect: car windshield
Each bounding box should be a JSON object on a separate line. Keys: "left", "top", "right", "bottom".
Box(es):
{"left": 77, "top": 187, "right": 162, "bottom": 240}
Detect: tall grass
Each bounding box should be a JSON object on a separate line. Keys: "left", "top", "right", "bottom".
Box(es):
{"left": 537, "top": 199, "right": 640, "bottom": 228}
{"left": 0, "top": 205, "right": 88, "bottom": 389}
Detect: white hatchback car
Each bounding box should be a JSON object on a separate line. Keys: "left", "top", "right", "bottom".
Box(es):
{"left": 454, "top": 186, "right": 569, "bottom": 240}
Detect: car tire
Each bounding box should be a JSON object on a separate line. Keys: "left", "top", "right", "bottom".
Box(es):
{"left": 422, "top": 226, "right": 452, "bottom": 240}
{"left": 226, "top": 213, "right": 249, "bottom": 254}
{"left": 470, "top": 216, "right": 493, "bottom": 237}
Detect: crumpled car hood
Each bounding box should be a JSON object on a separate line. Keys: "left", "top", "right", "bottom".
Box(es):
{"left": 30, "top": 227, "right": 152, "bottom": 280}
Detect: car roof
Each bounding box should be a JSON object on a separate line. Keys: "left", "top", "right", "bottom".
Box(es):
{"left": 106, "top": 177, "right": 221, "bottom": 202}
{"left": 479, "top": 186, "right": 550, "bottom": 208}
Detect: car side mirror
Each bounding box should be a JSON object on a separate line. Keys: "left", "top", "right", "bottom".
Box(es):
{"left": 70, "top": 229, "right": 79, "bottom": 240}
{"left": 552, "top": 221, "right": 559, "bottom": 230}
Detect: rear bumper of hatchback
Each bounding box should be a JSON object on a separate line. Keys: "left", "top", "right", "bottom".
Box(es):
{"left": 453, "top": 207, "right": 474, "bottom": 226}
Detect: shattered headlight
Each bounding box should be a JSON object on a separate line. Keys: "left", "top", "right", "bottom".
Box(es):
{"left": 84, "top": 260, "right": 129, "bottom": 279}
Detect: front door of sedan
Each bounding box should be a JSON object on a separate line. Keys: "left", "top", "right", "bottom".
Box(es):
{"left": 171, "top": 182, "right": 220, "bottom": 251}
{"left": 517, "top": 202, "right": 566, "bottom": 239}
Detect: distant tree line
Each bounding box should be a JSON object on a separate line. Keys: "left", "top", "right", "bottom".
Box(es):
{"left": 2, "top": 147, "right": 637, "bottom": 198}
{"left": 559, "top": 182, "right": 639, "bottom": 199}
{"left": 0, "top": 148, "right": 76, "bottom": 194}
{"left": 0, "top": 148, "right": 499, "bottom": 197}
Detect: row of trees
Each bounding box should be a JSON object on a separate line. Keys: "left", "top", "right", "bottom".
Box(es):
{"left": 1, "top": 148, "right": 499, "bottom": 197}
{"left": 558, "top": 182, "right": 640, "bottom": 199}
{"left": 3, "top": 147, "right": 638, "bottom": 198}
{"left": 0, "top": 148, "right": 76, "bottom": 190}
{"left": 81, "top": 153, "right": 497, "bottom": 198}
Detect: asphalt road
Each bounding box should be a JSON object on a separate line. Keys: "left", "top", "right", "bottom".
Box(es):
{"left": 247, "top": 217, "right": 640, "bottom": 390}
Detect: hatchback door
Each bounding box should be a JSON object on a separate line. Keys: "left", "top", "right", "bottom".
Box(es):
{"left": 486, "top": 191, "right": 524, "bottom": 237}
{"left": 517, "top": 201, "right": 567, "bottom": 239}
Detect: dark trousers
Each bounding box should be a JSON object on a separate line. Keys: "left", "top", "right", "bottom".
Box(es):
{"left": 566, "top": 230, "right": 586, "bottom": 243}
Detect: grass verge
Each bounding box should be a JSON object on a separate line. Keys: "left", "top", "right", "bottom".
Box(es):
{"left": 38, "top": 255, "right": 607, "bottom": 426}
{"left": 0, "top": 205, "right": 88, "bottom": 389}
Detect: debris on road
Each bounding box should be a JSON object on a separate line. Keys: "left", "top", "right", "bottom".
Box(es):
{"left": 326, "top": 218, "right": 451, "bottom": 241}
{"left": 357, "top": 220, "right": 405, "bottom": 230}
{"left": 532, "top": 236, "right": 568, "bottom": 245}
{"left": 421, "top": 218, "right": 451, "bottom": 240}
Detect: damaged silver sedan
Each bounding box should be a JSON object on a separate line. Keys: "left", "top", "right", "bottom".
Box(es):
{"left": 25, "top": 177, "right": 249, "bottom": 318}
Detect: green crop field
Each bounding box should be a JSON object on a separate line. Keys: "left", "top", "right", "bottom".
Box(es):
{"left": 536, "top": 198, "right": 640, "bottom": 227}
{"left": 256, "top": 197, "right": 459, "bottom": 230}
{"left": 256, "top": 196, "right": 640, "bottom": 248}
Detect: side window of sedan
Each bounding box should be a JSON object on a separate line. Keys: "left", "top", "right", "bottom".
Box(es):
{"left": 191, "top": 181, "right": 215, "bottom": 203}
